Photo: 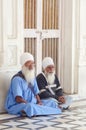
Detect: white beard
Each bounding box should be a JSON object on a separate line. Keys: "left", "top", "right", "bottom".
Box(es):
{"left": 45, "top": 71, "right": 55, "bottom": 85}
{"left": 22, "top": 66, "right": 35, "bottom": 85}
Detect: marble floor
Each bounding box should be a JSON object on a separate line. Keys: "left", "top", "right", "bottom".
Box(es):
{"left": 0, "top": 99, "right": 86, "bottom": 130}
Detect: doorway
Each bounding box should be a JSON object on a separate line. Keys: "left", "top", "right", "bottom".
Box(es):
{"left": 24, "top": 0, "right": 61, "bottom": 75}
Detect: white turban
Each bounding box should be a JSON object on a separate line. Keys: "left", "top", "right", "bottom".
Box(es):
{"left": 20, "top": 52, "right": 34, "bottom": 66}
{"left": 42, "top": 57, "right": 54, "bottom": 69}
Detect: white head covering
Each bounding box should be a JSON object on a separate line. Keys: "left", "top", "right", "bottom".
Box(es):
{"left": 20, "top": 52, "right": 34, "bottom": 66}
{"left": 42, "top": 57, "right": 54, "bottom": 69}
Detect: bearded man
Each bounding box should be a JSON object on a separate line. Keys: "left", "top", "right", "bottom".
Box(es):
{"left": 5, "top": 53, "right": 62, "bottom": 117}
{"left": 36, "top": 57, "right": 72, "bottom": 109}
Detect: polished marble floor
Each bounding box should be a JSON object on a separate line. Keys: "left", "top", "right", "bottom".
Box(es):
{"left": 0, "top": 99, "right": 86, "bottom": 130}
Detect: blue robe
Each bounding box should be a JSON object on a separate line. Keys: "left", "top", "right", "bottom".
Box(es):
{"left": 5, "top": 76, "right": 61, "bottom": 117}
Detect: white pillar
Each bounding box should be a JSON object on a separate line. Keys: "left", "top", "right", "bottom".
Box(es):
{"left": 61, "top": 0, "right": 79, "bottom": 94}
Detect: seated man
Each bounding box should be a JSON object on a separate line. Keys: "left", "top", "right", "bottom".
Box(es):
{"left": 36, "top": 57, "right": 72, "bottom": 109}
{"left": 5, "top": 53, "right": 61, "bottom": 118}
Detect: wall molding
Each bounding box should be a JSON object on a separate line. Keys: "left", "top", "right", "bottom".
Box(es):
{"left": 0, "top": 0, "right": 24, "bottom": 68}
{"left": 7, "top": 0, "right": 17, "bottom": 39}
{"left": 7, "top": 45, "right": 17, "bottom": 66}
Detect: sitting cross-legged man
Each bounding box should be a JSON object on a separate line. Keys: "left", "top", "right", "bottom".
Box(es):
{"left": 36, "top": 57, "right": 72, "bottom": 110}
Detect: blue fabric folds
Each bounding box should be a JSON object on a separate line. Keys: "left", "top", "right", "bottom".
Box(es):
{"left": 5, "top": 76, "right": 62, "bottom": 117}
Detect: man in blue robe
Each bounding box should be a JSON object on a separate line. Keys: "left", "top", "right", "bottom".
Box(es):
{"left": 5, "top": 53, "right": 61, "bottom": 117}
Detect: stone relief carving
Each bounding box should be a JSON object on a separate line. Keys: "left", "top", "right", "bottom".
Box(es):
{"left": 79, "top": 37, "right": 86, "bottom": 66}
{"left": 79, "top": 48, "right": 86, "bottom": 66}
{"left": 7, "top": 46, "right": 17, "bottom": 66}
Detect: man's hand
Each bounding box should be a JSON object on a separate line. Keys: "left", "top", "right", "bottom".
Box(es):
{"left": 37, "top": 101, "right": 42, "bottom": 105}
{"left": 36, "top": 95, "right": 42, "bottom": 105}
{"left": 58, "top": 96, "right": 65, "bottom": 104}
{"left": 15, "top": 96, "right": 27, "bottom": 103}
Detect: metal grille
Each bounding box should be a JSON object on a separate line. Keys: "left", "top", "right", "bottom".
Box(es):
{"left": 42, "top": 38, "right": 58, "bottom": 74}
{"left": 24, "top": 0, "right": 37, "bottom": 28}
{"left": 24, "top": 38, "right": 36, "bottom": 58}
{"left": 42, "top": 0, "right": 59, "bottom": 29}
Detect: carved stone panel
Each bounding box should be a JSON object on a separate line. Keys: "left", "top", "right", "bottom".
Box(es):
{"left": 79, "top": 48, "right": 86, "bottom": 66}
{"left": 7, "top": 46, "right": 17, "bottom": 66}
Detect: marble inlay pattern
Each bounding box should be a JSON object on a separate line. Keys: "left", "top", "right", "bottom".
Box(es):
{"left": 0, "top": 100, "right": 86, "bottom": 130}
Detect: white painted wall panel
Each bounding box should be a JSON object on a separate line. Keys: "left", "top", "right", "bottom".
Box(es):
{"left": 0, "top": 0, "right": 24, "bottom": 69}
